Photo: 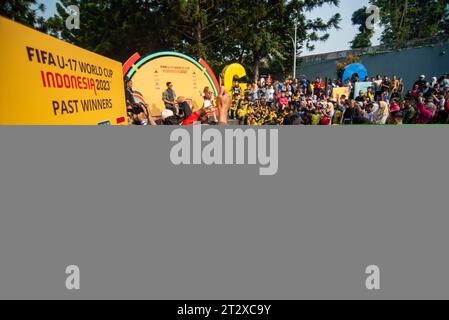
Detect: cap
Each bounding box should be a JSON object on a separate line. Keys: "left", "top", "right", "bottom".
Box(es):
{"left": 162, "top": 109, "right": 174, "bottom": 120}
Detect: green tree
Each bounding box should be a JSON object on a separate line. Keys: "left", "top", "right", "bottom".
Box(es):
{"left": 280, "top": 0, "right": 341, "bottom": 78}
{"left": 371, "top": 0, "right": 449, "bottom": 45}
{"left": 225, "top": 0, "right": 291, "bottom": 81}
{"left": 211, "top": 0, "right": 341, "bottom": 80}
{"left": 46, "top": 0, "right": 175, "bottom": 62}
{"left": 164, "top": 0, "right": 233, "bottom": 60}
{"left": 0, "top": 0, "right": 48, "bottom": 31}
{"left": 45, "top": 0, "right": 341, "bottom": 79}
{"left": 350, "top": 7, "right": 374, "bottom": 49}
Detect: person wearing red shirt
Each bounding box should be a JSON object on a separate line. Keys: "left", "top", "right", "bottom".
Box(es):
{"left": 314, "top": 77, "right": 325, "bottom": 97}
{"left": 320, "top": 115, "right": 330, "bottom": 125}
{"left": 415, "top": 97, "right": 433, "bottom": 124}
{"left": 277, "top": 91, "right": 289, "bottom": 111}
{"left": 389, "top": 99, "right": 401, "bottom": 113}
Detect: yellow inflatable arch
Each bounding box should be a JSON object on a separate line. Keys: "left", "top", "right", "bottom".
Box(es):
{"left": 222, "top": 63, "right": 248, "bottom": 96}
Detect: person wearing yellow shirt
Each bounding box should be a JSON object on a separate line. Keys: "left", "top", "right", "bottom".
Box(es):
{"left": 292, "top": 92, "right": 301, "bottom": 112}
{"left": 311, "top": 111, "right": 322, "bottom": 125}
{"left": 333, "top": 104, "right": 345, "bottom": 125}
{"left": 367, "top": 87, "right": 375, "bottom": 102}
{"left": 237, "top": 106, "right": 247, "bottom": 125}
{"left": 229, "top": 96, "right": 239, "bottom": 120}
{"left": 390, "top": 75, "right": 400, "bottom": 94}
{"left": 246, "top": 116, "right": 257, "bottom": 126}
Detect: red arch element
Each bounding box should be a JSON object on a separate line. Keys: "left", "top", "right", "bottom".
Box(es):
{"left": 123, "top": 53, "right": 141, "bottom": 77}
{"left": 199, "top": 58, "right": 220, "bottom": 92}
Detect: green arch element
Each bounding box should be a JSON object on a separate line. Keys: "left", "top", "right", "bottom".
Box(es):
{"left": 126, "top": 51, "right": 218, "bottom": 96}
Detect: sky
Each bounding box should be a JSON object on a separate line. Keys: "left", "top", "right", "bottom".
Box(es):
{"left": 37, "top": 0, "right": 382, "bottom": 56}
{"left": 304, "top": 0, "right": 383, "bottom": 56}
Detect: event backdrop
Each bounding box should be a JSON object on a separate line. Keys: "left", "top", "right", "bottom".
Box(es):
{"left": 124, "top": 52, "right": 218, "bottom": 116}
{"left": 0, "top": 17, "right": 127, "bottom": 125}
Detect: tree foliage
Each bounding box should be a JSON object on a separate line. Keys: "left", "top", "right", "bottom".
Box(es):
{"left": 336, "top": 54, "right": 361, "bottom": 79}
{"left": 370, "top": 0, "right": 449, "bottom": 46}
{"left": 45, "top": 0, "right": 173, "bottom": 62}
{"left": 0, "top": 0, "right": 48, "bottom": 31}
{"left": 2, "top": 0, "right": 342, "bottom": 79}
{"left": 350, "top": 7, "right": 374, "bottom": 49}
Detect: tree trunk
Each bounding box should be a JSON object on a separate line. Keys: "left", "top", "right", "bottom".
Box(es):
{"left": 399, "top": 0, "right": 408, "bottom": 30}
{"left": 195, "top": 2, "right": 203, "bottom": 58}
{"left": 253, "top": 60, "right": 260, "bottom": 83}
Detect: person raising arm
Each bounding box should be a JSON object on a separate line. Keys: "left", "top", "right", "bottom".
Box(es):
{"left": 181, "top": 86, "right": 231, "bottom": 126}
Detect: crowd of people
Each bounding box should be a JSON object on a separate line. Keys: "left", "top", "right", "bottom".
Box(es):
{"left": 227, "top": 73, "right": 449, "bottom": 126}
{"left": 125, "top": 72, "right": 449, "bottom": 126}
